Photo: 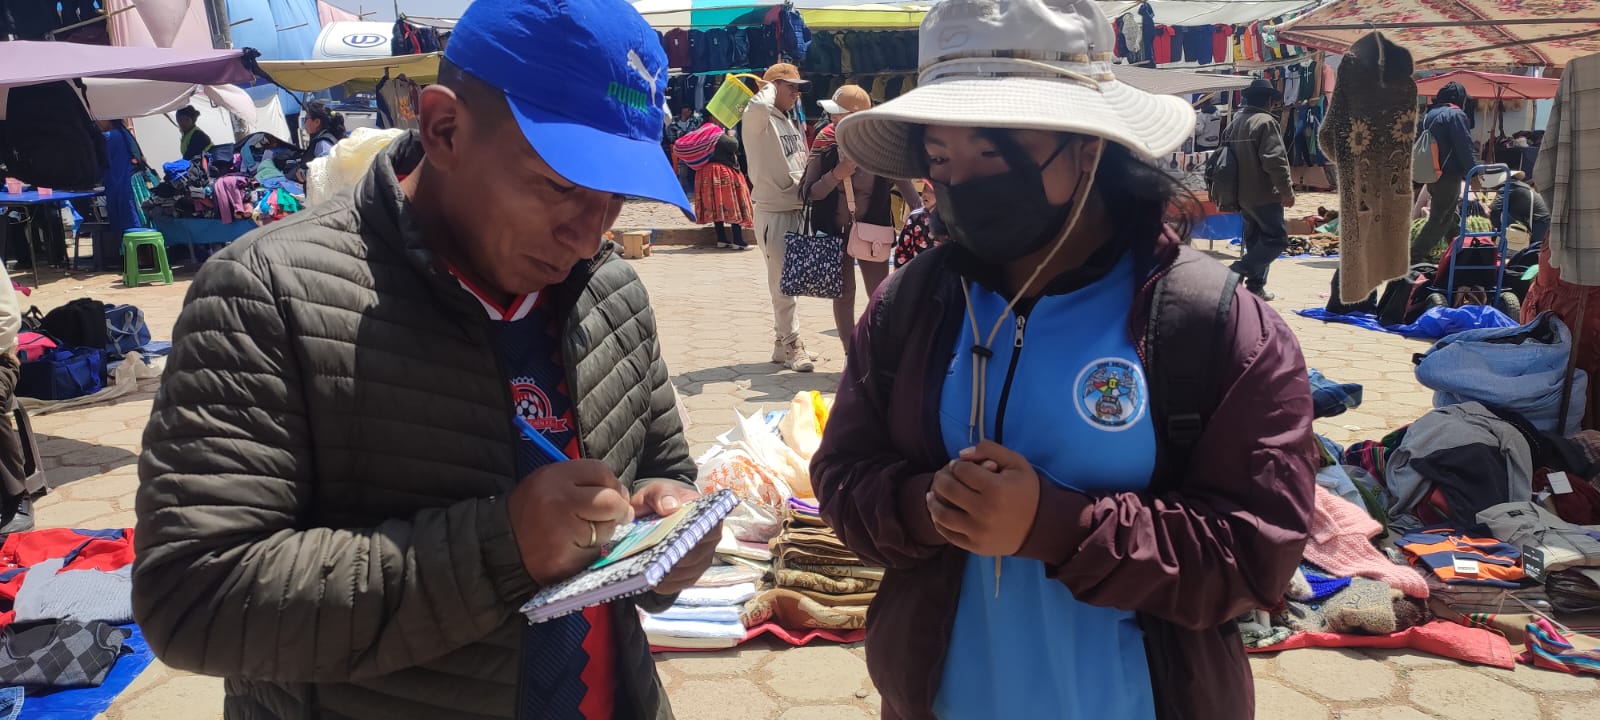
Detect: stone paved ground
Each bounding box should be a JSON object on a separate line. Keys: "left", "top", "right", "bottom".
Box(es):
{"left": 17, "top": 220, "right": 1597, "bottom": 718}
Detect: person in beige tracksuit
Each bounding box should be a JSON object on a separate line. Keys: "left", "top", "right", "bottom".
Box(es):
{"left": 742, "top": 63, "right": 817, "bottom": 372}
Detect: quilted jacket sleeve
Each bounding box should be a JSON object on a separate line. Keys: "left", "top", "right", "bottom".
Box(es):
{"left": 133, "top": 253, "right": 537, "bottom": 683}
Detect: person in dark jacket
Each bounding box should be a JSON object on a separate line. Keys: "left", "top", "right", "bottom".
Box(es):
{"left": 1224, "top": 78, "right": 1296, "bottom": 301}
{"left": 1485, "top": 170, "right": 1550, "bottom": 249}
{"left": 290, "top": 99, "right": 348, "bottom": 184}
{"left": 174, "top": 106, "right": 212, "bottom": 161}
{"left": 814, "top": 0, "right": 1317, "bottom": 718}
{"left": 1413, "top": 81, "right": 1477, "bottom": 263}
{"left": 132, "top": 1, "right": 717, "bottom": 718}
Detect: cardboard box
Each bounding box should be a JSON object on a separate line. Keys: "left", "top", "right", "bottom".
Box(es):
{"left": 621, "top": 231, "right": 652, "bottom": 260}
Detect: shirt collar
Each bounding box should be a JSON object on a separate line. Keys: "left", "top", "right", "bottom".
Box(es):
{"left": 445, "top": 264, "right": 538, "bottom": 321}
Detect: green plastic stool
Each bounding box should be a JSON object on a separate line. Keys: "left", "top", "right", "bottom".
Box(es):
{"left": 122, "top": 230, "right": 173, "bottom": 287}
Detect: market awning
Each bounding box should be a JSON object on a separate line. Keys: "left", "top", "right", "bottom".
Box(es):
{"left": 313, "top": 21, "right": 395, "bottom": 61}
{"left": 0, "top": 41, "right": 255, "bottom": 88}
{"left": 1097, "top": 0, "right": 1315, "bottom": 27}
{"left": 1415, "top": 70, "right": 1559, "bottom": 101}
{"left": 631, "top": 0, "right": 931, "bottom": 29}
{"left": 255, "top": 53, "right": 442, "bottom": 92}
{"left": 1116, "top": 65, "right": 1254, "bottom": 95}
{"left": 1277, "top": 0, "right": 1600, "bottom": 68}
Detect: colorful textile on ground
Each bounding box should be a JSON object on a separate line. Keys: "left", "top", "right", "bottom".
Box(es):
{"left": 1245, "top": 620, "right": 1516, "bottom": 669}
{"left": 1521, "top": 617, "right": 1600, "bottom": 675}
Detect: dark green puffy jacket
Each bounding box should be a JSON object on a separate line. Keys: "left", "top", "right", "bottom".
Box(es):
{"left": 133, "top": 133, "right": 694, "bottom": 720}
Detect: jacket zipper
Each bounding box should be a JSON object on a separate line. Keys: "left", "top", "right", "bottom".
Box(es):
{"left": 991, "top": 301, "right": 1033, "bottom": 444}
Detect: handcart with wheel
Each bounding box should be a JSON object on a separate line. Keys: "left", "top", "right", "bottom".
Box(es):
{"left": 1420, "top": 163, "right": 1521, "bottom": 318}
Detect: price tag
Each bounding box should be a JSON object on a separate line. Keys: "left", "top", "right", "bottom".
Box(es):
{"left": 1453, "top": 556, "right": 1481, "bottom": 576}
{"left": 1548, "top": 471, "right": 1575, "bottom": 495}
{"left": 1524, "top": 546, "right": 1548, "bottom": 583}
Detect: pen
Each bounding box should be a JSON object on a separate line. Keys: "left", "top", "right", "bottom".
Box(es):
{"left": 516, "top": 415, "right": 570, "bottom": 463}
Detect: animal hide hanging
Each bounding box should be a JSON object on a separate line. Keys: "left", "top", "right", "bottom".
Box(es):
{"left": 1321, "top": 32, "right": 1417, "bottom": 303}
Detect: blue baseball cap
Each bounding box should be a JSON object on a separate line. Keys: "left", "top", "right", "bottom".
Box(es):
{"left": 444, "top": 0, "right": 689, "bottom": 214}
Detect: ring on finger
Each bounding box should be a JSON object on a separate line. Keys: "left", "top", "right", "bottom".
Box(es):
{"left": 584, "top": 521, "right": 598, "bottom": 549}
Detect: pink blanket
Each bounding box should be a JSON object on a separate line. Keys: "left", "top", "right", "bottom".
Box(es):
{"left": 1246, "top": 620, "right": 1516, "bottom": 668}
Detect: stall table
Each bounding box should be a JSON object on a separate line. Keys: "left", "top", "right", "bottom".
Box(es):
{"left": 146, "top": 217, "right": 257, "bottom": 264}
{"left": 0, "top": 190, "right": 102, "bottom": 287}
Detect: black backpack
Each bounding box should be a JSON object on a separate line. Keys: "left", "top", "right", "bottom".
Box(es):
{"left": 870, "top": 244, "right": 1239, "bottom": 471}
{"left": 0, "top": 81, "right": 107, "bottom": 191}
{"left": 40, "top": 299, "right": 108, "bottom": 351}
{"left": 1204, "top": 145, "right": 1241, "bottom": 213}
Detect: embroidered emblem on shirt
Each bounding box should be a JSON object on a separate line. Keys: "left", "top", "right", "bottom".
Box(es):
{"left": 1074, "top": 358, "right": 1147, "bottom": 430}
{"left": 511, "top": 377, "right": 570, "bottom": 432}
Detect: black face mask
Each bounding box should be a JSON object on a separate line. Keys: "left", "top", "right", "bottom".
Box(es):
{"left": 933, "top": 141, "right": 1074, "bottom": 265}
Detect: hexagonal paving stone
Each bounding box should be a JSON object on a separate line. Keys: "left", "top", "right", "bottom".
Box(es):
{"left": 1278, "top": 649, "right": 1396, "bottom": 702}
{"left": 759, "top": 645, "right": 869, "bottom": 703}
{"left": 1553, "top": 698, "right": 1600, "bottom": 720}
{"left": 106, "top": 673, "right": 225, "bottom": 720}
{"left": 1335, "top": 708, "right": 1435, "bottom": 720}
{"left": 777, "top": 706, "right": 874, "bottom": 720}
{"left": 57, "top": 444, "right": 137, "bottom": 468}
{"left": 657, "top": 644, "right": 775, "bottom": 679}
{"left": 1362, "top": 648, "right": 1458, "bottom": 668}
{"left": 1255, "top": 679, "right": 1329, "bottom": 720}
{"left": 1409, "top": 667, "right": 1537, "bottom": 720}
{"left": 35, "top": 499, "right": 124, "bottom": 529}
{"left": 60, "top": 472, "right": 139, "bottom": 501}
{"left": 668, "top": 679, "right": 776, "bottom": 720}
{"left": 1478, "top": 658, "right": 1600, "bottom": 694}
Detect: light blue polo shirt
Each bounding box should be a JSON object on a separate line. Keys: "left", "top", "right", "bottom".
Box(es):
{"left": 933, "top": 252, "right": 1158, "bottom": 720}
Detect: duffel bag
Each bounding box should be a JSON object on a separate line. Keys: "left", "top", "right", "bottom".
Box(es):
{"left": 18, "top": 346, "right": 105, "bottom": 401}
{"left": 104, "top": 304, "right": 150, "bottom": 357}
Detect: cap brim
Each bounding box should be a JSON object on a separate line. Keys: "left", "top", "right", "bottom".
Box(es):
{"left": 774, "top": 78, "right": 811, "bottom": 88}
{"left": 835, "top": 76, "right": 1196, "bottom": 179}
{"left": 818, "top": 99, "right": 845, "bottom": 114}
{"left": 505, "top": 94, "right": 693, "bottom": 217}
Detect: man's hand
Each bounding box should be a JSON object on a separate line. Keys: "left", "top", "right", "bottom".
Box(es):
{"left": 833, "top": 157, "right": 858, "bottom": 181}
{"left": 507, "top": 460, "right": 634, "bottom": 586}
{"left": 1281, "top": 191, "right": 1298, "bottom": 209}
{"left": 632, "top": 481, "right": 719, "bottom": 596}
{"left": 927, "top": 441, "right": 1041, "bottom": 556}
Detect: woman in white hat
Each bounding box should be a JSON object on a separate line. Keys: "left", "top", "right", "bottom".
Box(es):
{"left": 802, "top": 84, "right": 923, "bottom": 356}
{"left": 809, "top": 0, "right": 1318, "bottom": 717}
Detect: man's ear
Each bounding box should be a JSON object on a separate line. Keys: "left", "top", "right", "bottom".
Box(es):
{"left": 417, "top": 85, "right": 465, "bottom": 170}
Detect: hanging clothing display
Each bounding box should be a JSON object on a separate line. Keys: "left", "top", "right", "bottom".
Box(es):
{"left": 1534, "top": 52, "right": 1600, "bottom": 286}
{"left": 1322, "top": 32, "right": 1416, "bottom": 303}
{"left": 375, "top": 72, "right": 422, "bottom": 131}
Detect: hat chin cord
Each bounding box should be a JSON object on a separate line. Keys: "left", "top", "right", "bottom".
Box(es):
{"left": 950, "top": 139, "right": 1105, "bottom": 597}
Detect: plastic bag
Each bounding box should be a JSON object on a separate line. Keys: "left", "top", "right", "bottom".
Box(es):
{"left": 722, "top": 410, "right": 813, "bottom": 499}
{"left": 778, "top": 391, "right": 832, "bottom": 462}
{"left": 698, "top": 448, "right": 787, "bottom": 543}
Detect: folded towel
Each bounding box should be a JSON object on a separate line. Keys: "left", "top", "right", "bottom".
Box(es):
{"left": 648, "top": 605, "right": 743, "bottom": 624}
{"left": 639, "top": 614, "right": 748, "bottom": 640}
{"left": 675, "top": 582, "right": 758, "bottom": 607}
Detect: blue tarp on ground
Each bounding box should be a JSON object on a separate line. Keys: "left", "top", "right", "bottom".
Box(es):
{"left": 18, "top": 624, "right": 155, "bottom": 720}
{"left": 1295, "top": 305, "right": 1521, "bottom": 340}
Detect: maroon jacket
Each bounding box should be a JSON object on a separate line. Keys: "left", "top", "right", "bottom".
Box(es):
{"left": 811, "top": 241, "right": 1318, "bottom": 720}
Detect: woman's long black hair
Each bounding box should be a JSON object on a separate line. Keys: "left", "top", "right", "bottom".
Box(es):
{"left": 303, "top": 100, "right": 348, "bottom": 140}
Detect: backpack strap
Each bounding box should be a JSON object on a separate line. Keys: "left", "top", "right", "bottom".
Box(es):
{"left": 1146, "top": 246, "right": 1241, "bottom": 485}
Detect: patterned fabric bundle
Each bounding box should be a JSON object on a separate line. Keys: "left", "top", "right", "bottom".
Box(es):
{"left": 673, "top": 123, "right": 723, "bottom": 170}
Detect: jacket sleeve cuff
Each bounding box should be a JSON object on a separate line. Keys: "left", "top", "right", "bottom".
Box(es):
{"left": 898, "top": 472, "right": 946, "bottom": 548}
{"left": 479, "top": 495, "right": 540, "bottom": 605}
{"left": 1016, "top": 479, "right": 1093, "bottom": 565}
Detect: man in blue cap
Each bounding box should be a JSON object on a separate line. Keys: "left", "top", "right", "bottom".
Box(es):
{"left": 131, "top": 1, "right": 716, "bottom": 718}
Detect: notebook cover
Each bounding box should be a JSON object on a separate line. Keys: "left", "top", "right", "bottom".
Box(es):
{"left": 520, "top": 488, "right": 738, "bottom": 624}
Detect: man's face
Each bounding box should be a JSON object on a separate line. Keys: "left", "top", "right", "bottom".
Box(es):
{"left": 679, "top": 108, "right": 693, "bottom": 122}
{"left": 419, "top": 85, "right": 624, "bottom": 296}
{"left": 177, "top": 115, "right": 195, "bottom": 132}
{"left": 773, "top": 80, "right": 802, "bottom": 113}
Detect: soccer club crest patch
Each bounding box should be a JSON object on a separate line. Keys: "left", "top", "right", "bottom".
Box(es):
{"left": 1074, "top": 358, "right": 1147, "bottom": 430}
{"left": 511, "top": 377, "right": 570, "bottom": 433}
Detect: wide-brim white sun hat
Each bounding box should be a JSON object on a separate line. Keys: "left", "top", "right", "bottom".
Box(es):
{"left": 835, "top": 0, "right": 1198, "bottom": 180}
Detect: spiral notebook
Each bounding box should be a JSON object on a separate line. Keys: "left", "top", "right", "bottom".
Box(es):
{"left": 520, "top": 488, "right": 738, "bottom": 624}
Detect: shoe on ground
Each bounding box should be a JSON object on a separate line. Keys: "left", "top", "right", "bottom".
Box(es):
{"left": 717, "top": 242, "right": 734, "bottom": 249}
{"left": 0, "top": 496, "right": 34, "bottom": 535}
{"left": 1249, "top": 287, "right": 1276, "bottom": 302}
{"left": 772, "top": 339, "right": 816, "bottom": 373}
